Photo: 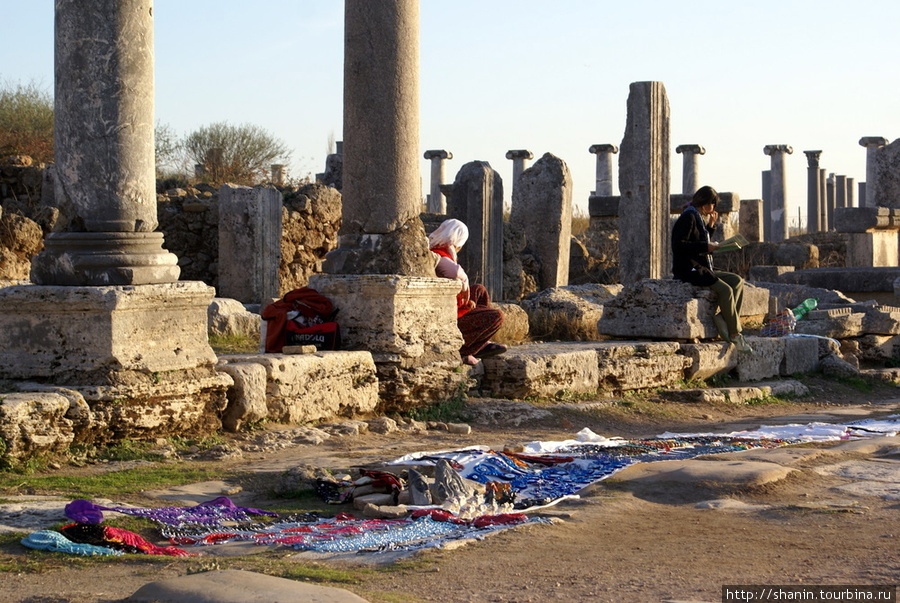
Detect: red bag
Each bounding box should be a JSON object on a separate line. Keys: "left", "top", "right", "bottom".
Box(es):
{"left": 261, "top": 288, "right": 339, "bottom": 352}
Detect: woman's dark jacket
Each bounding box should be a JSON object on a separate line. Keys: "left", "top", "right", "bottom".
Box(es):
{"left": 671, "top": 207, "right": 718, "bottom": 287}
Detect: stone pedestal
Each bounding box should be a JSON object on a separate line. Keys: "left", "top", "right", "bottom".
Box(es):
{"left": 846, "top": 232, "right": 898, "bottom": 267}
{"left": 0, "top": 282, "right": 230, "bottom": 443}
{"left": 308, "top": 274, "right": 469, "bottom": 412}
{"left": 740, "top": 199, "right": 765, "bottom": 242}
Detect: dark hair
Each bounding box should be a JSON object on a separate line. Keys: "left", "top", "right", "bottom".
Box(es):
{"left": 691, "top": 185, "right": 719, "bottom": 209}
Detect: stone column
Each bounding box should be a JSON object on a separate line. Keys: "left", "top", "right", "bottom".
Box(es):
{"left": 826, "top": 173, "right": 836, "bottom": 230}
{"left": 506, "top": 150, "right": 533, "bottom": 201}
{"left": 847, "top": 177, "right": 855, "bottom": 208}
{"left": 819, "top": 168, "right": 829, "bottom": 231}
{"left": 618, "top": 81, "right": 670, "bottom": 284}
{"left": 31, "top": 0, "right": 179, "bottom": 286}
{"left": 739, "top": 199, "right": 764, "bottom": 242}
{"left": 859, "top": 136, "right": 888, "bottom": 208}
{"left": 270, "top": 164, "right": 286, "bottom": 186}
{"left": 761, "top": 170, "right": 772, "bottom": 241}
{"left": 836, "top": 174, "right": 848, "bottom": 209}
{"left": 327, "top": 0, "right": 433, "bottom": 277}
{"left": 803, "top": 150, "right": 822, "bottom": 233}
{"left": 423, "top": 149, "right": 452, "bottom": 214}
{"left": 675, "top": 144, "right": 705, "bottom": 195}
{"left": 588, "top": 144, "right": 618, "bottom": 196}
{"left": 447, "top": 161, "right": 504, "bottom": 301}
{"left": 763, "top": 144, "right": 793, "bottom": 242}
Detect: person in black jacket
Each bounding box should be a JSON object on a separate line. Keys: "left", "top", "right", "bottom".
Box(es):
{"left": 671, "top": 185, "right": 752, "bottom": 353}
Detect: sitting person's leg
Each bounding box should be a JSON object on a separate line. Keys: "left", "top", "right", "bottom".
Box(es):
{"left": 716, "top": 271, "right": 745, "bottom": 316}
{"left": 708, "top": 277, "right": 739, "bottom": 337}
{"left": 468, "top": 283, "right": 492, "bottom": 308}
{"left": 458, "top": 307, "right": 503, "bottom": 358}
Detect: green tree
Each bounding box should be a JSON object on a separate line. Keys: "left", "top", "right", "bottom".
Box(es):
{"left": 183, "top": 121, "right": 292, "bottom": 185}
{"left": 0, "top": 80, "right": 54, "bottom": 163}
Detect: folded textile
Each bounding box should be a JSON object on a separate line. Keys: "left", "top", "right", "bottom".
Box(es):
{"left": 21, "top": 530, "right": 123, "bottom": 556}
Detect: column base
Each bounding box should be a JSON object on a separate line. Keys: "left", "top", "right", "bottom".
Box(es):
{"left": 308, "top": 274, "right": 470, "bottom": 411}
{"left": 31, "top": 232, "right": 181, "bottom": 286}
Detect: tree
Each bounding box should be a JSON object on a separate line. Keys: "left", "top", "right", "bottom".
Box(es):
{"left": 183, "top": 121, "right": 292, "bottom": 185}
{"left": 0, "top": 80, "right": 54, "bottom": 163}
{"left": 154, "top": 121, "right": 182, "bottom": 176}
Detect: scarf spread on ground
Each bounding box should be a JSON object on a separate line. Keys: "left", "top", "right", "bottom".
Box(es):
{"left": 392, "top": 417, "right": 900, "bottom": 510}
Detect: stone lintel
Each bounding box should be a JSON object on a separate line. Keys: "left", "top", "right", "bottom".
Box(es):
{"left": 505, "top": 150, "right": 534, "bottom": 160}
{"left": 859, "top": 136, "right": 888, "bottom": 148}
{"left": 0, "top": 282, "right": 217, "bottom": 381}
{"left": 589, "top": 144, "right": 619, "bottom": 155}
{"left": 423, "top": 150, "right": 452, "bottom": 160}
{"left": 675, "top": 144, "right": 705, "bottom": 155}
{"left": 803, "top": 150, "right": 823, "bottom": 167}
{"left": 764, "top": 144, "right": 794, "bottom": 156}
{"left": 833, "top": 207, "right": 900, "bottom": 232}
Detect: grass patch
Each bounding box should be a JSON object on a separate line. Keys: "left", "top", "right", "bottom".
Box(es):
{"left": 406, "top": 395, "right": 469, "bottom": 423}
{"left": 823, "top": 374, "right": 875, "bottom": 393}
{"left": 209, "top": 334, "right": 258, "bottom": 355}
{"left": 0, "top": 464, "right": 231, "bottom": 498}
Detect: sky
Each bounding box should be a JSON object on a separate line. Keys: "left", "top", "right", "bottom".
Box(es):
{"left": 3, "top": 1, "right": 899, "bottom": 230}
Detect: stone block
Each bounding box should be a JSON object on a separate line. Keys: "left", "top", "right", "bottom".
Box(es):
{"left": 217, "top": 362, "right": 268, "bottom": 432}
{"left": 0, "top": 283, "right": 218, "bottom": 380}
{"left": 854, "top": 334, "right": 900, "bottom": 362}
{"left": 522, "top": 284, "right": 622, "bottom": 341}
{"left": 860, "top": 305, "right": 900, "bottom": 335}
{"left": 481, "top": 341, "right": 688, "bottom": 399}
{"left": 208, "top": 298, "right": 261, "bottom": 338}
{"left": 493, "top": 302, "right": 529, "bottom": 344}
{"left": 832, "top": 207, "right": 896, "bottom": 232}
{"left": 219, "top": 351, "right": 378, "bottom": 424}
{"left": 597, "top": 279, "right": 717, "bottom": 340}
{"left": 734, "top": 336, "right": 784, "bottom": 381}
{"left": 795, "top": 312, "right": 865, "bottom": 338}
{"left": 780, "top": 336, "right": 819, "bottom": 375}
{"left": 749, "top": 266, "right": 795, "bottom": 282}
{"left": 679, "top": 342, "right": 738, "bottom": 380}
{"left": 0, "top": 392, "right": 75, "bottom": 460}
{"left": 741, "top": 283, "right": 770, "bottom": 317}
{"left": 846, "top": 232, "right": 898, "bottom": 267}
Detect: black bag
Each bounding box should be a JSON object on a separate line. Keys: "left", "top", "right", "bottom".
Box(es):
{"left": 285, "top": 320, "right": 341, "bottom": 350}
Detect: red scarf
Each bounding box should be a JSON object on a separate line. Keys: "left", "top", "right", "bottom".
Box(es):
{"left": 431, "top": 247, "right": 469, "bottom": 317}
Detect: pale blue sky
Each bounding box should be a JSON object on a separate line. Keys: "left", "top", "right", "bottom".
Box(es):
{"left": 3, "top": 1, "right": 899, "bottom": 227}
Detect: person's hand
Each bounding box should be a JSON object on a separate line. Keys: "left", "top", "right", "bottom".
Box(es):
{"left": 463, "top": 300, "right": 476, "bottom": 311}
{"left": 707, "top": 210, "right": 719, "bottom": 227}
{"left": 707, "top": 242, "right": 720, "bottom": 253}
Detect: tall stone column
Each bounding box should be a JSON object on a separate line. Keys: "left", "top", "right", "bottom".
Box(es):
{"left": 819, "top": 168, "right": 828, "bottom": 230}
{"left": 761, "top": 170, "right": 772, "bottom": 241}
{"left": 423, "top": 149, "right": 452, "bottom": 214}
{"left": 826, "top": 173, "right": 836, "bottom": 230}
{"left": 803, "top": 150, "right": 822, "bottom": 233}
{"left": 847, "top": 177, "right": 855, "bottom": 208}
{"left": 326, "top": 0, "right": 433, "bottom": 277}
{"left": 675, "top": 144, "right": 705, "bottom": 195}
{"left": 588, "top": 144, "right": 618, "bottom": 196}
{"left": 618, "top": 81, "right": 670, "bottom": 285}
{"left": 31, "top": 0, "right": 180, "bottom": 286}
{"left": 506, "top": 150, "right": 533, "bottom": 201}
{"left": 763, "top": 144, "right": 793, "bottom": 241}
{"left": 836, "top": 175, "right": 848, "bottom": 209}
{"left": 859, "top": 136, "right": 888, "bottom": 208}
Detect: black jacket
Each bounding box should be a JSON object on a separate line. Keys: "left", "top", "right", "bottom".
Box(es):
{"left": 671, "top": 207, "right": 718, "bottom": 286}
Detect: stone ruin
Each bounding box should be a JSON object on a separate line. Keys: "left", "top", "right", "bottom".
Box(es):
{"left": 2, "top": 1, "right": 900, "bottom": 467}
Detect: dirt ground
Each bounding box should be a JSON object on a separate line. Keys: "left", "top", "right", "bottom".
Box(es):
{"left": 2, "top": 375, "right": 899, "bottom": 603}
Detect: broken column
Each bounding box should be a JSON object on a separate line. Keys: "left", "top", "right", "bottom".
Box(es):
{"left": 763, "top": 144, "right": 793, "bottom": 241}
{"left": 0, "top": 0, "right": 228, "bottom": 443}
{"left": 506, "top": 149, "right": 533, "bottom": 201}
{"left": 509, "top": 153, "right": 572, "bottom": 291}
{"left": 675, "top": 144, "right": 705, "bottom": 195}
{"left": 739, "top": 199, "right": 765, "bottom": 243}
{"left": 804, "top": 150, "right": 822, "bottom": 233}
{"left": 447, "top": 161, "right": 504, "bottom": 301}
{"left": 423, "top": 149, "right": 452, "bottom": 214}
{"left": 313, "top": 0, "right": 465, "bottom": 410}
{"left": 820, "top": 168, "right": 829, "bottom": 230}
{"left": 218, "top": 184, "right": 283, "bottom": 306}
{"left": 588, "top": 144, "right": 618, "bottom": 196}
{"left": 872, "top": 138, "right": 900, "bottom": 207}
{"left": 618, "top": 81, "right": 670, "bottom": 285}
{"left": 859, "top": 136, "right": 887, "bottom": 208}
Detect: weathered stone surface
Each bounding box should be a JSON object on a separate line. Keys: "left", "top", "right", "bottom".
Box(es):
{"left": 873, "top": 137, "right": 900, "bottom": 207}
{"left": 0, "top": 393, "right": 74, "bottom": 460}
{"left": 833, "top": 207, "right": 899, "bottom": 232}
{"left": 219, "top": 352, "right": 378, "bottom": 424}
{"left": 366, "top": 416, "right": 398, "bottom": 434}
{"left": 751, "top": 282, "right": 855, "bottom": 308}
{"left": 217, "top": 362, "right": 268, "bottom": 432}
{"left": 481, "top": 341, "right": 689, "bottom": 399}
{"left": 679, "top": 342, "right": 738, "bottom": 380}
{"left": 664, "top": 380, "right": 809, "bottom": 404}
{"left": 846, "top": 232, "right": 899, "bottom": 268}
{"left": 492, "top": 302, "right": 529, "bottom": 344}
{"left": 0, "top": 283, "right": 218, "bottom": 380}
{"left": 509, "top": 153, "right": 573, "bottom": 291}
{"left": 854, "top": 334, "right": 900, "bottom": 362}
{"left": 775, "top": 267, "right": 900, "bottom": 295}
{"left": 522, "top": 284, "right": 622, "bottom": 341}
{"left": 780, "top": 336, "right": 820, "bottom": 375}
{"left": 207, "top": 298, "right": 261, "bottom": 338}
{"left": 820, "top": 353, "right": 862, "bottom": 378}
{"left": 733, "top": 336, "right": 783, "bottom": 381}
{"left": 860, "top": 305, "right": 900, "bottom": 335}
{"left": 795, "top": 312, "right": 865, "bottom": 339}
{"left": 597, "top": 279, "right": 717, "bottom": 340}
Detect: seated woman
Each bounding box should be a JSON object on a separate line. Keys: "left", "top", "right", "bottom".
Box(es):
{"left": 428, "top": 218, "right": 507, "bottom": 365}
{"left": 671, "top": 185, "right": 753, "bottom": 353}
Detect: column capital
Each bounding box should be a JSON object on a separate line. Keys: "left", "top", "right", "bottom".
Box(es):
{"left": 803, "top": 150, "right": 822, "bottom": 167}
{"left": 423, "top": 149, "right": 452, "bottom": 160}
{"left": 588, "top": 144, "right": 618, "bottom": 155}
{"left": 675, "top": 144, "right": 705, "bottom": 155}
{"left": 506, "top": 149, "right": 533, "bottom": 160}
{"left": 859, "top": 136, "right": 888, "bottom": 148}
{"left": 764, "top": 144, "right": 793, "bottom": 156}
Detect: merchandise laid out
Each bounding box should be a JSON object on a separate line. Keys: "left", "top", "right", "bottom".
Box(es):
{"left": 18, "top": 418, "right": 900, "bottom": 557}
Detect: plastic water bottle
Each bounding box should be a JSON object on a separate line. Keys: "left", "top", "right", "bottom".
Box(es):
{"left": 791, "top": 298, "right": 818, "bottom": 320}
